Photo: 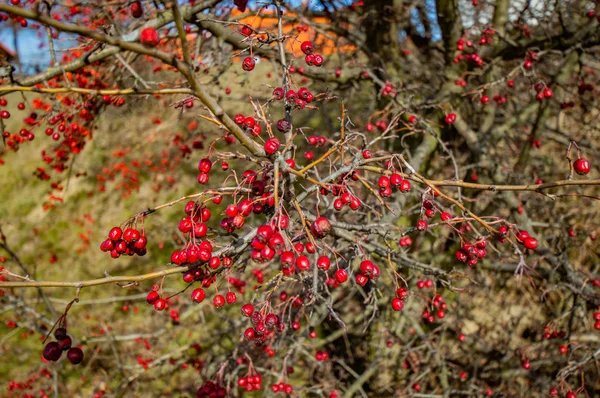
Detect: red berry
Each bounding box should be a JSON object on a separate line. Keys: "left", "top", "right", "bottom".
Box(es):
{"left": 391, "top": 298, "right": 404, "bottom": 311}
{"left": 198, "top": 158, "right": 212, "bottom": 173}
{"left": 296, "top": 255, "right": 310, "bottom": 271}
{"left": 316, "top": 256, "right": 331, "bottom": 270}
{"left": 264, "top": 137, "right": 281, "bottom": 155}
{"left": 140, "top": 27, "right": 159, "bottom": 46}
{"left": 300, "top": 41, "right": 314, "bottom": 55}
{"left": 191, "top": 288, "right": 206, "bottom": 303}
{"left": 242, "top": 57, "right": 255, "bottom": 71}
{"left": 226, "top": 292, "right": 237, "bottom": 304}
{"left": 146, "top": 291, "right": 159, "bottom": 304}
{"left": 213, "top": 294, "right": 225, "bottom": 308}
{"left": 154, "top": 298, "right": 167, "bottom": 311}
{"left": 310, "top": 216, "right": 331, "bottom": 239}
{"left": 313, "top": 54, "right": 324, "bottom": 66}
{"left": 241, "top": 303, "right": 254, "bottom": 317}
{"left": 573, "top": 158, "right": 591, "bottom": 175}
{"left": 399, "top": 179, "right": 411, "bottom": 192}
{"left": 335, "top": 269, "right": 348, "bottom": 283}
{"left": 416, "top": 220, "right": 428, "bottom": 231}
{"left": 272, "top": 87, "right": 284, "bottom": 100}
{"left": 523, "top": 237, "right": 538, "bottom": 250}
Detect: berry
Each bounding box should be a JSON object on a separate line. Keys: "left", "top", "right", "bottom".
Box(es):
{"left": 573, "top": 158, "right": 591, "bottom": 175}
{"left": 147, "top": 291, "right": 159, "bottom": 304}
{"left": 108, "top": 227, "right": 122, "bottom": 241}
{"left": 58, "top": 335, "right": 72, "bottom": 351}
{"left": 416, "top": 220, "right": 428, "bottom": 231}
{"left": 317, "top": 256, "right": 331, "bottom": 270}
{"left": 523, "top": 237, "right": 538, "bottom": 250}
{"left": 191, "top": 288, "right": 206, "bottom": 303}
{"left": 264, "top": 137, "right": 281, "bottom": 155}
{"left": 241, "top": 303, "right": 254, "bottom": 317}
{"left": 154, "top": 298, "right": 167, "bottom": 311}
{"left": 67, "top": 347, "right": 84, "bottom": 364}
{"left": 226, "top": 291, "right": 237, "bottom": 304}
{"left": 130, "top": 1, "right": 143, "bottom": 18}
{"left": 391, "top": 298, "right": 404, "bottom": 311}
{"left": 276, "top": 119, "right": 291, "bottom": 133}
{"left": 300, "top": 41, "right": 314, "bottom": 55}
{"left": 310, "top": 217, "right": 331, "bottom": 238}
{"left": 43, "top": 342, "right": 62, "bottom": 362}
{"left": 444, "top": 113, "right": 456, "bottom": 124}
{"left": 272, "top": 87, "right": 284, "bottom": 100}
{"left": 213, "top": 294, "right": 225, "bottom": 308}
{"left": 335, "top": 269, "right": 348, "bottom": 283}
{"left": 242, "top": 57, "right": 256, "bottom": 71}
{"left": 140, "top": 28, "right": 159, "bottom": 46}
{"left": 54, "top": 327, "right": 68, "bottom": 340}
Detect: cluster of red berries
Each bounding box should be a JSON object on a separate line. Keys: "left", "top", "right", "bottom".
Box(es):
{"left": 455, "top": 238, "right": 487, "bottom": 266}
{"left": 196, "top": 380, "right": 226, "bottom": 398}
{"left": 146, "top": 286, "right": 169, "bottom": 311}
{"left": 593, "top": 311, "right": 600, "bottom": 330}
{"left": 398, "top": 236, "right": 413, "bottom": 247}
{"left": 366, "top": 120, "right": 388, "bottom": 132}
{"left": 332, "top": 189, "right": 361, "bottom": 211}
{"left": 391, "top": 287, "right": 409, "bottom": 311}
{"left": 237, "top": 373, "right": 262, "bottom": 392}
{"left": 0, "top": 8, "right": 27, "bottom": 27}
{"left": 220, "top": 170, "right": 277, "bottom": 230}
{"left": 241, "top": 304, "right": 287, "bottom": 344}
{"left": 171, "top": 203, "right": 224, "bottom": 270}
{"left": 444, "top": 113, "right": 457, "bottom": 124}
{"left": 523, "top": 50, "right": 539, "bottom": 70}
{"left": 193, "top": 289, "right": 237, "bottom": 309}
{"left": 100, "top": 226, "right": 147, "bottom": 258}
{"left": 315, "top": 351, "right": 329, "bottom": 361}
{"left": 272, "top": 86, "right": 315, "bottom": 109}
{"left": 548, "top": 388, "right": 577, "bottom": 398}
{"left": 355, "top": 259, "right": 380, "bottom": 287}
{"left": 422, "top": 294, "right": 447, "bottom": 323}
{"left": 377, "top": 173, "right": 411, "bottom": 198}
{"left": 454, "top": 36, "right": 489, "bottom": 66}
{"left": 42, "top": 327, "right": 83, "bottom": 365}
{"left": 300, "top": 41, "right": 324, "bottom": 67}
{"left": 515, "top": 230, "right": 538, "bottom": 250}
{"left": 533, "top": 82, "right": 553, "bottom": 102}
{"left": 490, "top": 93, "right": 508, "bottom": 106}
{"left": 251, "top": 224, "right": 286, "bottom": 265}
{"left": 542, "top": 325, "right": 566, "bottom": 340}
{"left": 381, "top": 82, "right": 396, "bottom": 97}
{"left": 197, "top": 157, "right": 213, "bottom": 184}
{"left": 233, "top": 114, "right": 263, "bottom": 136}
{"left": 415, "top": 279, "right": 434, "bottom": 289}
{"left": 307, "top": 135, "right": 327, "bottom": 148}
{"left": 420, "top": 197, "right": 443, "bottom": 219}
{"left": 271, "top": 382, "right": 293, "bottom": 394}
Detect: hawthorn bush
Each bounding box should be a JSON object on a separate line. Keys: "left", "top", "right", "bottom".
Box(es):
{"left": 0, "top": 0, "right": 599, "bottom": 397}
